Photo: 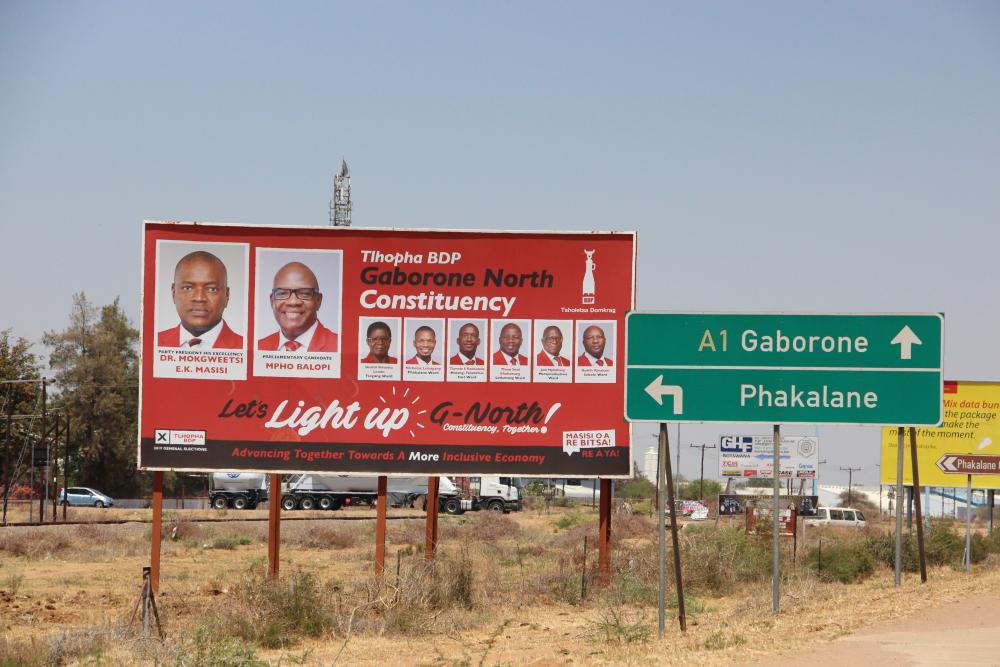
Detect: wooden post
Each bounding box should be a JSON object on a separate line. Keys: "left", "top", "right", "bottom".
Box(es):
{"left": 598, "top": 478, "right": 612, "bottom": 586}
{"left": 375, "top": 475, "right": 388, "bottom": 580}
{"left": 425, "top": 476, "right": 439, "bottom": 560}
{"left": 660, "top": 422, "right": 686, "bottom": 632}
{"left": 38, "top": 378, "right": 46, "bottom": 524}
{"left": 150, "top": 471, "right": 163, "bottom": 594}
{"left": 267, "top": 473, "right": 282, "bottom": 578}
{"left": 908, "top": 427, "right": 927, "bottom": 582}
{"left": 62, "top": 415, "right": 69, "bottom": 522}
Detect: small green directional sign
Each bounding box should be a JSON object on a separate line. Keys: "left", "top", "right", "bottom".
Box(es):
{"left": 625, "top": 312, "right": 943, "bottom": 425}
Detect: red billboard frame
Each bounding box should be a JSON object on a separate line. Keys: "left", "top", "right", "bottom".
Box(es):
{"left": 138, "top": 221, "right": 636, "bottom": 476}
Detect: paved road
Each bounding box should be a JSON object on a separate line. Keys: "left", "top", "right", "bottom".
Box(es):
{"left": 748, "top": 591, "right": 1000, "bottom": 667}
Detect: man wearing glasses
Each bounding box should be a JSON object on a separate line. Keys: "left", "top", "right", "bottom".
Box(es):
{"left": 257, "top": 262, "right": 339, "bottom": 352}
{"left": 157, "top": 251, "right": 244, "bottom": 349}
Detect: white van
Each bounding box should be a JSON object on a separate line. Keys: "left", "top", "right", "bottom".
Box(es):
{"left": 804, "top": 507, "right": 867, "bottom": 528}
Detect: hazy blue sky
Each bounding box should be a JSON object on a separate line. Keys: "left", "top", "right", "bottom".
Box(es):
{"left": 2, "top": 2, "right": 998, "bottom": 485}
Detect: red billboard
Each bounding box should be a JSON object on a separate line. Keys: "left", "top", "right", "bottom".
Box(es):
{"left": 139, "top": 222, "right": 636, "bottom": 476}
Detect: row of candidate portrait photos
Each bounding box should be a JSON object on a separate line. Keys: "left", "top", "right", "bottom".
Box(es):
{"left": 151, "top": 240, "right": 617, "bottom": 384}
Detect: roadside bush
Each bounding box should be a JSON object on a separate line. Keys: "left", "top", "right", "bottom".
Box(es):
{"left": 681, "top": 526, "right": 771, "bottom": 594}
{"left": 862, "top": 531, "right": 919, "bottom": 572}
{"left": 218, "top": 568, "right": 336, "bottom": 649}
{"left": 806, "top": 540, "right": 874, "bottom": 583}
{"left": 441, "top": 511, "right": 522, "bottom": 542}
{"left": 924, "top": 521, "right": 966, "bottom": 566}
{"left": 554, "top": 512, "right": 589, "bottom": 531}
{"left": 0, "top": 527, "right": 71, "bottom": 559}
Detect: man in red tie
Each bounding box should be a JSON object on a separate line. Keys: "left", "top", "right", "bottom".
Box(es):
{"left": 157, "top": 251, "right": 243, "bottom": 349}
{"left": 256, "top": 262, "right": 339, "bottom": 352}
{"left": 449, "top": 322, "right": 484, "bottom": 366}
{"left": 492, "top": 322, "right": 528, "bottom": 366}
{"left": 536, "top": 325, "right": 571, "bottom": 366}
{"left": 406, "top": 326, "right": 440, "bottom": 365}
{"left": 577, "top": 325, "right": 614, "bottom": 367}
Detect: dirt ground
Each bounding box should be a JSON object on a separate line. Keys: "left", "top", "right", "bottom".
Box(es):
{"left": 2, "top": 506, "right": 999, "bottom": 666}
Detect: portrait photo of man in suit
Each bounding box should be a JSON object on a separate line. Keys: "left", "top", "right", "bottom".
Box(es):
{"left": 361, "top": 321, "right": 398, "bottom": 364}
{"left": 449, "top": 322, "right": 484, "bottom": 366}
{"left": 492, "top": 322, "right": 528, "bottom": 366}
{"left": 406, "top": 325, "right": 440, "bottom": 366}
{"left": 257, "top": 261, "right": 338, "bottom": 353}
{"left": 577, "top": 324, "right": 614, "bottom": 366}
{"left": 536, "top": 325, "right": 570, "bottom": 367}
{"left": 157, "top": 250, "right": 243, "bottom": 349}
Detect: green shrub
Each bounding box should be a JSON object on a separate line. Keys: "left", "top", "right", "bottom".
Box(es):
{"left": 862, "top": 531, "right": 914, "bottom": 571}
{"left": 681, "top": 526, "right": 771, "bottom": 593}
{"left": 807, "top": 540, "right": 874, "bottom": 583}
{"left": 555, "top": 512, "right": 589, "bottom": 530}
{"left": 924, "top": 521, "right": 965, "bottom": 566}
{"left": 218, "top": 569, "right": 336, "bottom": 649}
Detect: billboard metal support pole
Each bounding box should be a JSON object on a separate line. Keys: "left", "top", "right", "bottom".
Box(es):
{"left": 965, "top": 474, "right": 972, "bottom": 574}
{"left": 376, "top": 475, "right": 387, "bottom": 582}
{"left": 150, "top": 471, "right": 163, "bottom": 594}
{"left": 598, "top": 478, "right": 611, "bottom": 587}
{"left": 772, "top": 423, "right": 781, "bottom": 613}
{"left": 894, "top": 427, "right": 904, "bottom": 587}
{"left": 267, "top": 473, "right": 281, "bottom": 579}
{"left": 660, "top": 422, "right": 685, "bottom": 632}
{"left": 908, "top": 427, "right": 927, "bottom": 582}
{"left": 425, "top": 476, "right": 439, "bottom": 560}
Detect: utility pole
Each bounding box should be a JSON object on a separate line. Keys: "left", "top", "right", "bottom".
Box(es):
{"left": 840, "top": 466, "right": 861, "bottom": 506}
{"left": 689, "top": 443, "right": 717, "bottom": 500}
{"left": 676, "top": 425, "right": 682, "bottom": 498}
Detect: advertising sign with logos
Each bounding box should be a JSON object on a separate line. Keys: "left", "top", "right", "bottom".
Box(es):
{"left": 717, "top": 434, "right": 819, "bottom": 479}
{"left": 138, "top": 221, "right": 636, "bottom": 476}
{"left": 880, "top": 381, "right": 1000, "bottom": 489}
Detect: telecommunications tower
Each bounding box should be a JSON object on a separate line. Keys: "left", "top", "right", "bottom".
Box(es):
{"left": 330, "top": 159, "right": 352, "bottom": 226}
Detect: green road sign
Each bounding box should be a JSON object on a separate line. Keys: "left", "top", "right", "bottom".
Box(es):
{"left": 625, "top": 312, "right": 943, "bottom": 426}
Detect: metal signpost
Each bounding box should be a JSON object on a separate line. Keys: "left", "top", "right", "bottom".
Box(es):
{"left": 936, "top": 453, "right": 1000, "bottom": 573}
{"left": 626, "top": 311, "right": 944, "bottom": 612}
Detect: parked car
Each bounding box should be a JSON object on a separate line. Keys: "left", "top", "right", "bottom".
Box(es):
{"left": 803, "top": 506, "right": 866, "bottom": 528}
{"left": 58, "top": 487, "right": 114, "bottom": 508}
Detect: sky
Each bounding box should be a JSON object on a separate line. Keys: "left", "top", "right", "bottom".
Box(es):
{"left": 2, "top": 2, "right": 998, "bottom": 487}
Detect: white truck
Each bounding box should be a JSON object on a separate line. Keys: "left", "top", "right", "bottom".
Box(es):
{"left": 209, "top": 472, "right": 523, "bottom": 514}
{"left": 450, "top": 476, "right": 523, "bottom": 514}
{"left": 280, "top": 474, "right": 462, "bottom": 511}
{"left": 208, "top": 472, "right": 268, "bottom": 510}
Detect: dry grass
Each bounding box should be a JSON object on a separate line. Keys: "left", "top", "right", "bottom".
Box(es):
{"left": 1, "top": 508, "right": 999, "bottom": 666}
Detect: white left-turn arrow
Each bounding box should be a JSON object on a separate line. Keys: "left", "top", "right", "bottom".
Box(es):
{"left": 644, "top": 375, "right": 684, "bottom": 415}
{"left": 891, "top": 325, "right": 922, "bottom": 360}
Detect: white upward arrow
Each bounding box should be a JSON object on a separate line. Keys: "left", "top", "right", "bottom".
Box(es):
{"left": 644, "top": 375, "right": 684, "bottom": 415}
{"left": 891, "top": 325, "right": 922, "bottom": 360}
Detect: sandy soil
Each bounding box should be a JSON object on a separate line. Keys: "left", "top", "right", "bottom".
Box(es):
{"left": 2, "top": 507, "right": 999, "bottom": 666}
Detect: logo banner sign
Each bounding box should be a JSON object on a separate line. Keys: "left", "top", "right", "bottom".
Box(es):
{"left": 139, "top": 222, "right": 636, "bottom": 476}
{"left": 718, "top": 494, "right": 818, "bottom": 517}
{"left": 717, "top": 434, "right": 819, "bottom": 479}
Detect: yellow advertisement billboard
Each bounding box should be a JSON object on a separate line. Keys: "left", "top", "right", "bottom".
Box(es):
{"left": 881, "top": 381, "right": 1000, "bottom": 489}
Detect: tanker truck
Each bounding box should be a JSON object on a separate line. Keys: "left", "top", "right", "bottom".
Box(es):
{"left": 280, "top": 474, "right": 467, "bottom": 512}
{"left": 281, "top": 475, "right": 523, "bottom": 514}
{"left": 208, "top": 472, "right": 268, "bottom": 510}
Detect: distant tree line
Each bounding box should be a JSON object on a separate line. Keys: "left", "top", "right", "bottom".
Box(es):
{"left": 1, "top": 293, "right": 160, "bottom": 498}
